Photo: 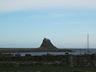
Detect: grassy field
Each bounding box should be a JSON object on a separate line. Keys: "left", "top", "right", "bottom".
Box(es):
{"left": 0, "top": 66, "right": 96, "bottom": 72}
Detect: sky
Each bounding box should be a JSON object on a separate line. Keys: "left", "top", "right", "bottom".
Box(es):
{"left": 0, "top": 0, "right": 96, "bottom": 48}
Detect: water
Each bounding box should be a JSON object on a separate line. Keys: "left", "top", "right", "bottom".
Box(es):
{"left": 3, "top": 52, "right": 66, "bottom": 56}
{"left": 2, "top": 49, "right": 96, "bottom": 56}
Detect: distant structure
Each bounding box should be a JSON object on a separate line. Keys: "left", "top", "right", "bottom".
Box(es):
{"left": 40, "top": 38, "right": 57, "bottom": 50}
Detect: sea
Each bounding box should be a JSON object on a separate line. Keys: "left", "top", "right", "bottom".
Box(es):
{"left": 2, "top": 49, "right": 96, "bottom": 56}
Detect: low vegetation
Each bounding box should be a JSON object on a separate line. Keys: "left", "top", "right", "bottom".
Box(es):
{"left": 0, "top": 66, "right": 96, "bottom": 72}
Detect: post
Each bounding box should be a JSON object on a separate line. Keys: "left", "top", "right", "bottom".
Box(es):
{"left": 87, "top": 33, "right": 89, "bottom": 54}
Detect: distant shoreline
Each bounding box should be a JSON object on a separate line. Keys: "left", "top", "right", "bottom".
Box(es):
{"left": 0, "top": 48, "right": 96, "bottom": 53}
{"left": 0, "top": 48, "right": 73, "bottom": 53}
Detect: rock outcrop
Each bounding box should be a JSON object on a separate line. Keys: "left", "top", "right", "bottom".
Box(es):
{"left": 40, "top": 38, "right": 57, "bottom": 50}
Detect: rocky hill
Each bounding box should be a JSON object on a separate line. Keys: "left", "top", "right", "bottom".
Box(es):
{"left": 40, "top": 38, "right": 57, "bottom": 50}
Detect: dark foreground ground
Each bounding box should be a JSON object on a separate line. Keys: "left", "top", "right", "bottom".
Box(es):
{"left": 0, "top": 66, "right": 96, "bottom": 72}
{"left": 0, "top": 54, "right": 96, "bottom": 72}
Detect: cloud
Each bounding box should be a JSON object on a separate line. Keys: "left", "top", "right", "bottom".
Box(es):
{"left": 0, "top": 0, "right": 96, "bottom": 12}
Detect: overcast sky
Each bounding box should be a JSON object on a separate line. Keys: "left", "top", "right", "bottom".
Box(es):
{"left": 0, "top": 0, "right": 96, "bottom": 48}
